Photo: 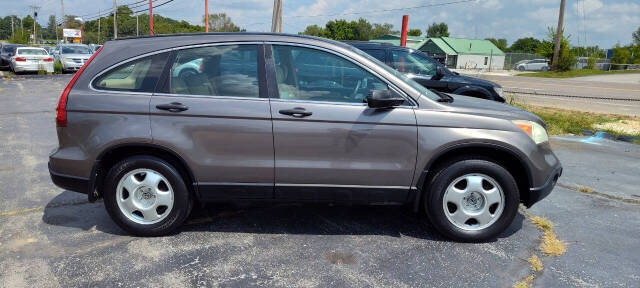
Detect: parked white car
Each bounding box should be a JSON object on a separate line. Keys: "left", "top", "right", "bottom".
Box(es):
{"left": 52, "top": 44, "right": 93, "bottom": 72}
{"left": 514, "top": 59, "right": 549, "bottom": 71}
{"left": 10, "top": 47, "right": 54, "bottom": 73}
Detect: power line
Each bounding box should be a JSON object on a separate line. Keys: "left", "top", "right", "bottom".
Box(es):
{"left": 284, "top": 0, "right": 477, "bottom": 19}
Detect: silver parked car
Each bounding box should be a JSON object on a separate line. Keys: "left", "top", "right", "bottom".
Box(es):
{"left": 49, "top": 33, "right": 561, "bottom": 241}
{"left": 52, "top": 44, "right": 93, "bottom": 72}
{"left": 514, "top": 59, "right": 549, "bottom": 71}
{"left": 10, "top": 47, "right": 54, "bottom": 73}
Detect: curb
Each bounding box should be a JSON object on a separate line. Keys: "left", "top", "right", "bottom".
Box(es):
{"left": 581, "top": 130, "right": 640, "bottom": 144}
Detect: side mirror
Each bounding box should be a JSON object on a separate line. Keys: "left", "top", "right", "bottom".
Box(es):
{"left": 366, "top": 89, "right": 405, "bottom": 109}
{"left": 433, "top": 66, "right": 446, "bottom": 80}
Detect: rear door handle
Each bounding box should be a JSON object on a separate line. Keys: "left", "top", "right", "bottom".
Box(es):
{"left": 279, "top": 107, "right": 312, "bottom": 117}
{"left": 156, "top": 102, "right": 189, "bottom": 112}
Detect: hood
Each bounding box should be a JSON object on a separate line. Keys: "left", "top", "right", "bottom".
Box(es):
{"left": 442, "top": 94, "right": 544, "bottom": 126}
{"left": 60, "top": 53, "right": 91, "bottom": 59}
{"left": 447, "top": 73, "right": 500, "bottom": 88}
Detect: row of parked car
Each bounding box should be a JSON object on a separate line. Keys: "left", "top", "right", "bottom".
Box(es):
{"left": 0, "top": 43, "right": 101, "bottom": 74}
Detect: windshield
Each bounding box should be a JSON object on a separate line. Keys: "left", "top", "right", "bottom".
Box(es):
{"left": 348, "top": 45, "right": 440, "bottom": 101}
{"left": 61, "top": 46, "right": 92, "bottom": 54}
{"left": 17, "top": 48, "right": 48, "bottom": 55}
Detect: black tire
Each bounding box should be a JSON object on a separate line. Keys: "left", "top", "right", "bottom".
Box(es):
{"left": 518, "top": 66, "right": 525, "bottom": 71}
{"left": 103, "top": 155, "right": 193, "bottom": 236}
{"left": 424, "top": 158, "right": 519, "bottom": 242}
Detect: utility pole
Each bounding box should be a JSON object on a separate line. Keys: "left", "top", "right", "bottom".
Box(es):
{"left": 400, "top": 15, "right": 408, "bottom": 47}
{"left": 271, "top": 0, "right": 282, "bottom": 33}
{"left": 149, "top": 0, "right": 154, "bottom": 35}
{"left": 552, "top": 0, "right": 566, "bottom": 70}
{"left": 113, "top": 0, "right": 117, "bottom": 39}
{"left": 60, "top": 0, "right": 65, "bottom": 28}
{"left": 136, "top": 13, "right": 139, "bottom": 36}
{"left": 11, "top": 16, "right": 14, "bottom": 37}
{"left": 98, "top": 8, "right": 101, "bottom": 43}
{"left": 205, "top": 0, "right": 209, "bottom": 32}
{"left": 30, "top": 5, "right": 40, "bottom": 45}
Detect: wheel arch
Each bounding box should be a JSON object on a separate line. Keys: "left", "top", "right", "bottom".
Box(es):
{"left": 413, "top": 142, "right": 533, "bottom": 212}
{"left": 88, "top": 143, "right": 198, "bottom": 202}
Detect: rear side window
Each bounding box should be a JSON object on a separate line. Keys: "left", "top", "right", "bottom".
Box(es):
{"left": 93, "top": 53, "right": 168, "bottom": 92}
{"left": 169, "top": 44, "right": 260, "bottom": 98}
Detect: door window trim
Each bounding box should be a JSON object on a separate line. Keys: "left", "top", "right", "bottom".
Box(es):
{"left": 264, "top": 42, "right": 417, "bottom": 107}
{"left": 88, "top": 42, "right": 267, "bottom": 98}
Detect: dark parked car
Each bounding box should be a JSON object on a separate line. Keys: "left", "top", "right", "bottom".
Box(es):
{"left": 0, "top": 44, "right": 25, "bottom": 69}
{"left": 348, "top": 42, "right": 505, "bottom": 102}
{"left": 49, "top": 33, "right": 561, "bottom": 241}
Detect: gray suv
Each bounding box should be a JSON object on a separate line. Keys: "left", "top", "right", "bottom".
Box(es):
{"left": 49, "top": 33, "right": 562, "bottom": 241}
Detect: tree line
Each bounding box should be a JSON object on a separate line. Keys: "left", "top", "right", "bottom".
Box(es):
{"left": 0, "top": 6, "right": 244, "bottom": 44}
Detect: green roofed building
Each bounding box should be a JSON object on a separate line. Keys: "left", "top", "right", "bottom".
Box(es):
{"left": 370, "top": 35, "right": 505, "bottom": 70}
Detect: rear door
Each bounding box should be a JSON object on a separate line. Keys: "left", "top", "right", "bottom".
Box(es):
{"left": 150, "top": 43, "right": 274, "bottom": 200}
{"left": 267, "top": 44, "right": 417, "bottom": 203}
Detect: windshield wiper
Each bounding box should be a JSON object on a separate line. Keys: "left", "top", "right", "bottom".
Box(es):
{"left": 430, "top": 89, "right": 454, "bottom": 103}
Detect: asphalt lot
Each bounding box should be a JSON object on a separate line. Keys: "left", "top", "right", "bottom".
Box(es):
{"left": 0, "top": 75, "right": 639, "bottom": 287}
{"left": 480, "top": 74, "right": 640, "bottom": 116}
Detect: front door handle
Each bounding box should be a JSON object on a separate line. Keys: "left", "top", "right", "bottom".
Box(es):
{"left": 156, "top": 102, "right": 189, "bottom": 112}
{"left": 279, "top": 107, "right": 312, "bottom": 117}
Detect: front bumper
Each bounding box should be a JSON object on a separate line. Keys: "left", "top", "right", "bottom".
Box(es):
{"left": 49, "top": 162, "right": 89, "bottom": 194}
{"left": 525, "top": 165, "right": 562, "bottom": 207}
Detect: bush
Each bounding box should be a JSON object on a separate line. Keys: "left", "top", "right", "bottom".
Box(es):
{"left": 54, "top": 61, "right": 63, "bottom": 74}
{"left": 586, "top": 57, "right": 597, "bottom": 69}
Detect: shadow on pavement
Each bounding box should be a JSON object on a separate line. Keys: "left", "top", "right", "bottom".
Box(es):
{"left": 42, "top": 191, "right": 524, "bottom": 242}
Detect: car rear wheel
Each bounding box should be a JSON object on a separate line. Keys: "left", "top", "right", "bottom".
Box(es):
{"left": 424, "top": 158, "right": 519, "bottom": 242}
{"left": 104, "top": 155, "right": 192, "bottom": 236}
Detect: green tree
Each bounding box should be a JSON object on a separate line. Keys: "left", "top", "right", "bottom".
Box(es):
{"left": 371, "top": 23, "right": 393, "bottom": 39}
{"left": 633, "top": 26, "right": 640, "bottom": 45}
{"left": 301, "top": 24, "right": 325, "bottom": 37}
{"left": 485, "top": 38, "right": 507, "bottom": 51}
{"left": 508, "top": 37, "right": 541, "bottom": 53}
{"left": 352, "top": 18, "right": 372, "bottom": 41}
{"left": 426, "top": 22, "right": 449, "bottom": 37}
{"left": 206, "top": 13, "right": 243, "bottom": 32}
{"left": 43, "top": 15, "right": 57, "bottom": 40}
{"left": 611, "top": 45, "right": 631, "bottom": 65}
{"left": 407, "top": 29, "right": 422, "bottom": 36}
{"left": 324, "top": 19, "right": 355, "bottom": 40}
{"left": 537, "top": 27, "right": 575, "bottom": 71}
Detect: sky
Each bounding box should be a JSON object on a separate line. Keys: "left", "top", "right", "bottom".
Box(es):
{"left": 4, "top": 0, "right": 639, "bottom": 48}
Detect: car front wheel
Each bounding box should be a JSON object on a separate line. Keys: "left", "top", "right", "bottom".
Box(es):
{"left": 424, "top": 158, "right": 519, "bottom": 242}
{"left": 104, "top": 155, "right": 192, "bottom": 236}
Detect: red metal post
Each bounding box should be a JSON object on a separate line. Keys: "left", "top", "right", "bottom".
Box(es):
{"left": 149, "top": 0, "right": 154, "bottom": 35}
{"left": 400, "top": 15, "right": 409, "bottom": 47}
{"left": 205, "top": 0, "right": 209, "bottom": 32}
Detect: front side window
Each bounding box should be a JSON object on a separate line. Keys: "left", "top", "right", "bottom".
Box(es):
{"left": 93, "top": 53, "right": 167, "bottom": 92}
{"left": 272, "top": 45, "right": 388, "bottom": 103}
{"left": 390, "top": 50, "right": 436, "bottom": 76}
{"left": 170, "top": 45, "right": 259, "bottom": 98}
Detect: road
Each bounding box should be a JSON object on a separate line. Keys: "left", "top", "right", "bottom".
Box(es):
{"left": 0, "top": 76, "right": 639, "bottom": 287}
{"left": 479, "top": 75, "right": 640, "bottom": 116}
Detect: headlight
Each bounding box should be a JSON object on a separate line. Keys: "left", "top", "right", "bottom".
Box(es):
{"left": 512, "top": 120, "right": 549, "bottom": 144}
{"left": 493, "top": 87, "right": 503, "bottom": 98}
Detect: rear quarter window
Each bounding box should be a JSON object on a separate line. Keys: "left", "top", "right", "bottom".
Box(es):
{"left": 92, "top": 52, "right": 169, "bottom": 92}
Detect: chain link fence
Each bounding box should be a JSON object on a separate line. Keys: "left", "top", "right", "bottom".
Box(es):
{"left": 503, "top": 53, "right": 541, "bottom": 70}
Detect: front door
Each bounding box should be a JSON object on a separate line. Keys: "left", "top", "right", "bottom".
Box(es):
{"left": 268, "top": 44, "right": 418, "bottom": 203}
{"left": 150, "top": 44, "right": 274, "bottom": 200}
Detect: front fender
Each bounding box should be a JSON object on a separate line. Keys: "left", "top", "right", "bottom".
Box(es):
{"left": 451, "top": 86, "right": 493, "bottom": 100}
